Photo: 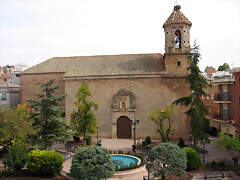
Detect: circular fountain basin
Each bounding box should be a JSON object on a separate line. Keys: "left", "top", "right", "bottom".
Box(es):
{"left": 111, "top": 154, "right": 144, "bottom": 177}
{"left": 111, "top": 154, "right": 141, "bottom": 167}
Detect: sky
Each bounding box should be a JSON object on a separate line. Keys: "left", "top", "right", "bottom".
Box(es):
{"left": 0, "top": 0, "right": 240, "bottom": 71}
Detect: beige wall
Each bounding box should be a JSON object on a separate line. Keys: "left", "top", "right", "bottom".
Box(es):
{"left": 20, "top": 73, "right": 65, "bottom": 106}
{"left": 165, "top": 54, "right": 189, "bottom": 77}
{"left": 65, "top": 76, "right": 191, "bottom": 140}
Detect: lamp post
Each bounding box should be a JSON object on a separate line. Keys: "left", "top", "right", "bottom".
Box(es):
{"left": 146, "top": 157, "right": 150, "bottom": 180}
{"left": 202, "top": 139, "right": 206, "bottom": 164}
{"left": 96, "top": 126, "right": 99, "bottom": 143}
{"left": 130, "top": 119, "right": 139, "bottom": 152}
{"left": 189, "top": 133, "right": 193, "bottom": 146}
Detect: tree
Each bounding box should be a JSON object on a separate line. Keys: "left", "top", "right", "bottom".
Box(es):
{"left": 173, "top": 42, "right": 210, "bottom": 146}
{"left": 71, "top": 82, "right": 98, "bottom": 140}
{"left": 28, "top": 79, "right": 69, "bottom": 149}
{"left": 70, "top": 146, "right": 115, "bottom": 180}
{"left": 217, "top": 63, "right": 230, "bottom": 71}
{"left": 147, "top": 143, "right": 187, "bottom": 180}
{"left": 0, "top": 104, "right": 35, "bottom": 147}
{"left": 214, "top": 132, "right": 240, "bottom": 165}
{"left": 150, "top": 105, "right": 175, "bottom": 142}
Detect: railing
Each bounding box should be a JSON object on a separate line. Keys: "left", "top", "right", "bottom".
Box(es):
{"left": 213, "top": 92, "right": 231, "bottom": 101}
{"left": 213, "top": 113, "right": 232, "bottom": 121}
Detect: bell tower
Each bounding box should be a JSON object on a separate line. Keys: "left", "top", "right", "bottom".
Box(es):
{"left": 163, "top": 5, "right": 192, "bottom": 76}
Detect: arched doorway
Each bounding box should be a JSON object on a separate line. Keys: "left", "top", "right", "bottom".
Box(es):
{"left": 117, "top": 116, "right": 131, "bottom": 139}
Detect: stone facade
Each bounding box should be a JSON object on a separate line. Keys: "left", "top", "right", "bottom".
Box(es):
{"left": 20, "top": 5, "right": 193, "bottom": 140}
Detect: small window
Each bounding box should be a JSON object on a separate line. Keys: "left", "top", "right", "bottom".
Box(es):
{"left": 4, "top": 78, "right": 7, "bottom": 82}
{"left": 177, "top": 61, "right": 181, "bottom": 66}
{"left": 1, "top": 93, "right": 7, "bottom": 100}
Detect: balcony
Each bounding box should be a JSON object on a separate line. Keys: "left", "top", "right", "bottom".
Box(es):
{"left": 213, "top": 113, "right": 232, "bottom": 121}
{"left": 213, "top": 92, "right": 231, "bottom": 102}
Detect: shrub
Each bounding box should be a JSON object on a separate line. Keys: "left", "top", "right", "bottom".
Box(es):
{"left": 70, "top": 146, "right": 115, "bottom": 180}
{"left": 218, "top": 161, "right": 226, "bottom": 167}
{"left": 73, "top": 135, "right": 80, "bottom": 142}
{"left": 142, "top": 141, "right": 147, "bottom": 147}
{"left": 85, "top": 135, "right": 92, "bottom": 145}
{"left": 177, "top": 138, "right": 186, "bottom": 148}
{"left": 3, "top": 142, "right": 28, "bottom": 171}
{"left": 118, "top": 150, "right": 123, "bottom": 154}
{"left": 206, "top": 161, "right": 217, "bottom": 169}
{"left": 147, "top": 143, "right": 187, "bottom": 177}
{"left": 145, "top": 136, "right": 152, "bottom": 145}
{"left": 0, "top": 170, "right": 12, "bottom": 177}
{"left": 27, "top": 150, "right": 64, "bottom": 176}
{"left": 208, "top": 127, "right": 219, "bottom": 136}
{"left": 182, "top": 147, "right": 201, "bottom": 171}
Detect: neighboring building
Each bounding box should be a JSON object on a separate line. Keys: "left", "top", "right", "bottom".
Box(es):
{"left": 233, "top": 69, "right": 240, "bottom": 136}
{"left": 205, "top": 69, "right": 240, "bottom": 137}
{"left": 20, "top": 5, "right": 192, "bottom": 140}
{"left": 0, "top": 73, "right": 20, "bottom": 109}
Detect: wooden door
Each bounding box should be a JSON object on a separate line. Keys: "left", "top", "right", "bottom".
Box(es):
{"left": 117, "top": 116, "right": 131, "bottom": 139}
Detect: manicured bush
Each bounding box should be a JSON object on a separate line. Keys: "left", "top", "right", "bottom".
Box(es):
{"left": 70, "top": 146, "right": 115, "bottom": 180}
{"left": 145, "top": 136, "right": 152, "bottom": 145}
{"left": 85, "top": 135, "right": 92, "bottom": 145}
{"left": 177, "top": 138, "right": 186, "bottom": 148}
{"left": 3, "top": 142, "right": 28, "bottom": 171}
{"left": 182, "top": 147, "right": 201, "bottom": 171}
{"left": 27, "top": 150, "right": 64, "bottom": 176}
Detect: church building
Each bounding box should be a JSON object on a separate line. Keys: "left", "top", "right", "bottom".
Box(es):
{"left": 20, "top": 5, "right": 192, "bottom": 140}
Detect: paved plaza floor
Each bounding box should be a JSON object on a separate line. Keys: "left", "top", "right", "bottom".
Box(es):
{"left": 62, "top": 138, "right": 233, "bottom": 180}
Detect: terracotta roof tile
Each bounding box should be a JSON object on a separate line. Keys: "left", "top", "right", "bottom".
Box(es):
{"left": 163, "top": 5, "right": 192, "bottom": 28}
{"left": 22, "top": 53, "right": 166, "bottom": 77}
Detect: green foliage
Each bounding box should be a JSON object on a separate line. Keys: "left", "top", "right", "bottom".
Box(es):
{"left": 217, "top": 63, "right": 230, "bottom": 71}
{"left": 73, "top": 135, "right": 80, "bottom": 142}
{"left": 145, "top": 136, "right": 152, "bottom": 145}
{"left": 3, "top": 142, "right": 28, "bottom": 171}
{"left": 0, "top": 170, "right": 12, "bottom": 177}
{"left": 214, "top": 132, "right": 240, "bottom": 165}
{"left": 117, "top": 150, "right": 123, "bottom": 154}
{"left": 70, "top": 146, "right": 115, "bottom": 180}
{"left": 177, "top": 138, "right": 186, "bottom": 148}
{"left": 182, "top": 147, "right": 201, "bottom": 171}
{"left": 206, "top": 160, "right": 226, "bottom": 170}
{"left": 0, "top": 105, "right": 35, "bottom": 147}
{"left": 150, "top": 105, "right": 175, "bottom": 142}
{"left": 147, "top": 143, "right": 187, "bottom": 179}
{"left": 71, "top": 83, "right": 98, "bottom": 140}
{"left": 27, "top": 150, "right": 64, "bottom": 176}
{"left": 85, "top": 135, "right": 92, "bottom": 145}
{"left": 142, "top": 141, "right": 148, "bottom": 147}
{"left": 28, "top": 79, "right": 70, "bottom": 149}
{"left": 173, "top": 42, "right": 210, "bottom": 145}
{"left": 214, "top": 132, "right": 240, "bottom": 152}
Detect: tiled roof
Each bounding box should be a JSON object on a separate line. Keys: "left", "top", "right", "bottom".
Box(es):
{"left": 163, "top": 5, "right": 192, "bottom": 28}
{"left": 22, "top": 53, "right": 165, "bottom": 77}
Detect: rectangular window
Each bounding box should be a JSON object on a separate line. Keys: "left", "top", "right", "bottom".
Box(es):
{"left": 1, "top": 93, "right": 7, "bottom": 100}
